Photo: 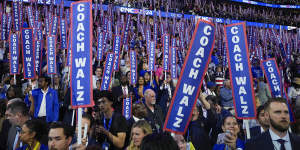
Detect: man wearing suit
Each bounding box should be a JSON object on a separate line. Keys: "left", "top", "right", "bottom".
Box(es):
{"left": 5, "top": 100, "right": 30, "bottom": 150}
{"left": 245, "top": 98, "right": 300, "bottom": 150}
{"left": 112, "top": 75, "right": 134, "bottom": 112}
{"left": 29, "top": 75, "right": 59, "bottom": 122}
{"left": 249, "top": 105, "right": 269, "bottom": 139}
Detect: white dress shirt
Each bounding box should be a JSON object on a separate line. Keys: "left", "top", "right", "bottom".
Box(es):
{"left": 92, "top": 75, "right": 100, "bottom": 89}
{"left": 269, "top": 129, "right": 292, "bottom": 150}
{"left": 122, "top": 86, "right": 128, "bottom": 96}
{"left": 38, "top": 88, "right": 48, "bottom": 117}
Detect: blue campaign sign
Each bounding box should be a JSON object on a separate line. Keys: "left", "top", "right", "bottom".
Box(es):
{"left": 113, "top": 34, "right": 121, "bottom": 71}
{"left": 97, "top": 32, "right": 104, "bottom": 60}
{"left": 122, "top": 14, "right": 131, "bottom": 46}
{"left": 34, "top": 40, "right": 42, "bottom": 75}
{"left": 70, "top": 1, "right": 94, "bottom": 108}
{"left": 170, "top": 46, "right": 177, "bottom": 79}
{"left": 146, "top": 29, "right": 151, "bottom": 55}
{"left": 261, "top": 59, "right": 282, "bottom": 97}
{"left": 51, "top": 15, "right": 58, "bottom": 35}
{"left": 66, "top": 32, "right": 71, "bottom": 66}
{"left": 130, "top": 50, "right": 137, "bottom": 85}
{"left": 60, "top": 18, "right": 67, "bottom": 49}
{"left": 163, "top": 34, "right": 170, "bottom": 71}
{"left": 101, "top": 53, "right": 115, "bottom": 90}
{"left": 22, "top": 28, "right": 36, "bottom": 79}
{"left": 47, "top": 36, "right": 57, "bottom": 74}
{"left": 164, "top": 20, "right": 215, "bottom": 134}
{"left": 1, "top": 13, "right": 7, "bottom": 40}
{"left": 224, "top": 22, "right": 256, "bottom": 119}
{"left": 148, "top": 41, "right": 156, "bottom": 71}
{"left": 9, "top": 32, "right": 20, "bottom": 74}
{"left": 12, "top": 2, "right": 20, "bottom": 31}
{"left": 261, "top": 58, "right": 295, "bottom": 122}
{"left": 37, "top": 29, "right": 43, "bottom": 40}
{"left": 27, "top": 6, "right": 35, "bottom": 28}
{"left": 122, "top": 97, "right": 132, "bottom": 120}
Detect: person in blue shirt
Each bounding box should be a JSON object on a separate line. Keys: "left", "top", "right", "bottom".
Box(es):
{"left": 213, "top": 116, "right": 245, "bottom": 150}
{"left": 28, "top": 75, "right": 59, "bottom": 122}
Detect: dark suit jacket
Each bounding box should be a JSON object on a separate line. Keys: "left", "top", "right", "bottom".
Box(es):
{"left": 250, "top": 126, "right": 263, "bottom": 139}
{"left": 7, "top": 125, "right": 18, "bottom": 150}
{"left": 112, "top": 85, "right": 135, "bottom": 112}
{"left": 245, "top": 130, "right": 300, "bottom": 150}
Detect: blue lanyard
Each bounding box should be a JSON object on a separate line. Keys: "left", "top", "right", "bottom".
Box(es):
{"left": 103, "top": 116, "right": 113, "bottom": 131}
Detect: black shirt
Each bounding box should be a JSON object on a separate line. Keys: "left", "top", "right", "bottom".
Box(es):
{"left": 96, "top": 112, "right": 128, "bottom": 150}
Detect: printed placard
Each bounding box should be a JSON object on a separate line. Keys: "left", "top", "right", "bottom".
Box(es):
{"left": 113, "top": 34, "right": 121, "bottom": 71}
{"left": 60, "top": 18, "right": 67, "bottom": 49}
{"left": 9, "top": 32, "right": 20, "bottom": 74}
{"left": 261, "top": 58, "right": 295, "bottom": 122}
{"left": 130, "top": 50, "right": 137, "bottom": 85}
{"left": 164, "top": 20, "right": 215, "bottom": 134}
{"left": 100, "top": 52, "right": 115, "bottom": 90}
{"left": 148, "top": 41, "right": 156, "bottom": 71}
{"left": 34, "top": 40, "right": 42, "bottom": 75}
{"left": 122, "top": 97, "right": 132, "bottom": 120}
{"left": 97, "top": 31, "right": 104, "bottom": 60}
{"left": 46, "top": 36, "right": 57, "bottom": 74}
{"left": 163, "top": 34, "right": 170, "bottom": 71}
{"left": 224, "top": 22, "right": 256, "bottom": 119}
{"left": 70, "top": 1, "right": 94, "bottom": 108}
{"left": 21, "top": 28, "right": 36, "bottom": 79}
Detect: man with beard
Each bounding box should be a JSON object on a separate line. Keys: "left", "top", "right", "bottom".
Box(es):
{"left": 112, "top": 75, "right": 135, "bottom": 112}
{"left": 245, "top": 98, "right": 300, "bottom": 150}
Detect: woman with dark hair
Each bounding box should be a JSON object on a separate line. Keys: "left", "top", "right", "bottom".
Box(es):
{"left": 213, "top": 116, "right": 244, "bottom": 150}
{"left": 6, "top": 85, "right": 23, "bottom": 100}
{"left": 140, "top": 132, "right": 179, "bottom": 150}
{"left": 16, "top": 119, "right": 48, "bottom": 150}
{"left": 133, "top": 76, "right": 148, "bottom": 101}
{"left": 144, "top": 72, "right": 158, "bottom": 93}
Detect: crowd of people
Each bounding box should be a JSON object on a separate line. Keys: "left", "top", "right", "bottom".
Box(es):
{"left": 0, "top": 0, "right": 300, "bottom": 150}
{"left": 256, "top": 0, "right": 300, "bottom": 5}
{"left": 99, "top": 0, "right": 300, "bottom": 27}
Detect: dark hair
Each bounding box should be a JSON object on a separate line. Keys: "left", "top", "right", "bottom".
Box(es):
{"left": 140, "top": 132, "right": 180, "bottom": 150}
{"left": 206, "top": 95, "right": 220, "bottom": 105}
{"left": 24, "top": 119, "right": 47, "bottom": 140}
{"left": 221, "top": 115, "right": 237, "bottom": 126}
{"left": 82, "top": 114, "right": 94, "bottom": 127}
{"left": 6, "top": 85, "right": 23, "bottom": 100}
{"left": 7, "top": 100, "right": 29, "bottom": 117}
{"left": 256, "top": 105, "right": 265, "bottom": 119}
{"left": 49, "top": 122, "right": 74, "bottom": 139}
{"left": 265, "top": 97, "right": 287, "bottom": 111}
{"left": 94, "top": 90, "right": 115, "bottom": 103}
{"left": 39, "top": 75, "right": 51, "bottom": 86}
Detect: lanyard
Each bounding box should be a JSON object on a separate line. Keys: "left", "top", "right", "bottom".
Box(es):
{"left": 103, "top": 115, "right": 113, "bottom": 131}
{"left": 26, "top": 141, "right": 40, "bottom": 150}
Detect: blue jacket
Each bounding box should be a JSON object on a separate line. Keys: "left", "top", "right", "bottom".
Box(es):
{"left": 32, "top": 88, "right": 59, "bottom": 122}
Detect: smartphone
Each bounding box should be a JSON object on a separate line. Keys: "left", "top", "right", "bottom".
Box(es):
{"left": 216, "top": 130, "right": 231, "bottom": 144}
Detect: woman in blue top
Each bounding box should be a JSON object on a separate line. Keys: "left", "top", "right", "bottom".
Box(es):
{"left": 17, "top": 119, "right": 48, "bottom": 150}
{"left": 213, "top": 116, "right": 244, "bottom": 150}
